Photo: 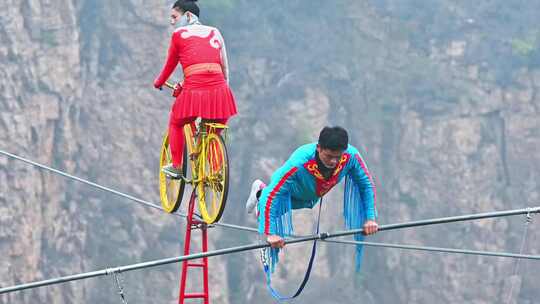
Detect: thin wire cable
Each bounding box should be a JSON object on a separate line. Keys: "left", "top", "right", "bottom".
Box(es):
{"left": 505, "top": 212, "right": 533, "bottom": 304}
{"left": 6, "top": 149, "right": 536, "bottom": 238}
{"left": 0, "top": 150, "right": 168, "bottom": 213}
{"left": 2, "top": 206, "right": 540, "bottom": 295}
{"left": 323, "top": 239, "right": 540, "bottom": 260}
{"left": 210, "top": 221, "right": 259, "bottom": 233}
{"left": 0, "top": 149, "right": 259, "bottom": 234}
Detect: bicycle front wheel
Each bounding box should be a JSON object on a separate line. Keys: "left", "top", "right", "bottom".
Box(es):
{"left": 159, "top": 132, "right": 188, "bottom": 213}
{"left": 198, "top": 133, "right": 229, "bottom": 224}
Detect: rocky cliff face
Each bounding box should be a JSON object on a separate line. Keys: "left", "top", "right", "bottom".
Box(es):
{"left": 1, "top": 1, "right": 539, "bottom": 303}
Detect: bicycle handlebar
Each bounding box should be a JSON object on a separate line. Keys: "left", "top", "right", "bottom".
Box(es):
{"left": 164, "top": 81, "right": 175, "bottom": 90}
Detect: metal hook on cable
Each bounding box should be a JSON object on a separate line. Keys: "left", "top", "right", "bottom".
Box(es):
{"left": 112, "top": 270, "right": 128, "bottom": 304}
{"left": 525, "top": 207, "right": 534, "bottom": 224}
{"left": 505, "top": 206, "right": 535, "bottom": 304}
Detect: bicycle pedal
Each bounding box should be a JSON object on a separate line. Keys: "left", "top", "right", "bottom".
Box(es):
{"left": 163, "top": 171, "right": 186, "bottom": 180}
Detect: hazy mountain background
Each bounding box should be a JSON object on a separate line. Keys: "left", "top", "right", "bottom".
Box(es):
{"left": 1, "top": 0, "right": 539, "bottom": 303}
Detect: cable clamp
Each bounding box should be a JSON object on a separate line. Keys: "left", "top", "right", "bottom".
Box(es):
{"left": 319, "top": 232, "right": 329, "bottom": 240}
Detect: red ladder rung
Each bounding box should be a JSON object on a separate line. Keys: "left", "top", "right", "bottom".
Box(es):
{"left": 187, "top": 263, "right": 206, "bottom": 267}
{"left": 183, "top": 293, "right": 207, "bottom": 299}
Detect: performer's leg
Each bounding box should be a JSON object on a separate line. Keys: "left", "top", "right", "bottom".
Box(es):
{"left": 163, "top": 116, "right": 196, "bottom": 178}
{"left": 246, "top": 179, "right": 266, "bottom": 215}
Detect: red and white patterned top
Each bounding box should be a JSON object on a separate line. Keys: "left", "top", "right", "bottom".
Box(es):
{"left": 154, "top": 24, "right": 229, "bottom": 87}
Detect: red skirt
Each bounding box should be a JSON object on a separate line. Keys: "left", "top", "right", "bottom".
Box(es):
{"left": 170, "top": 73, "right": 237, "bottom": 123}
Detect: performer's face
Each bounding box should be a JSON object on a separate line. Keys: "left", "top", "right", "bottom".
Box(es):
{"left": 317, "top": 147, "right": 343, "bottom": 169}
{"left": 170, "top": 9, "right": 182, "bottom": 26}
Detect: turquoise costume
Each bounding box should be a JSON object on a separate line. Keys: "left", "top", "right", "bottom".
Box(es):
{"left": 257, "top": 143, "right": 377, "bottom": 271}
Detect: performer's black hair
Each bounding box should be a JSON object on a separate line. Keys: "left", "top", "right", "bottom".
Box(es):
{"left": 318, "top": 126, "right": 349, "bottom": 151}
{"left": 172, "top": 0, "right": 200, "bottom": 17}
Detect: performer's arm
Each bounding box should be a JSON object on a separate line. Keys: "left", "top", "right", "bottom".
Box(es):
{"left": 154, "top": 33, "right": 180, "bottom": 88}
{"left": 349, "top": 151, "right": 378, "bottom": 234}
{"left": 350, "top": 153, "right": 377, "bottom": 220}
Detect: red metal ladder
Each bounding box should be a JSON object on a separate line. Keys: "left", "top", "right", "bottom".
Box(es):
{"left": 178, "top": 191, "right": 210, "bottom": 304}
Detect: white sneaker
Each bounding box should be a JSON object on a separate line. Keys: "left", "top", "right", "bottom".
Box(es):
{"left": 161, "top": 163, "right": 183, "bottom": 179}
{"left": 246, "top": 179, "right": 266, "bottom": 214}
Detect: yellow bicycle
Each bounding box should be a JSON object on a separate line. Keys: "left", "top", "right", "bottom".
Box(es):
{"left": 159, "top": 82, "right": 229, "bottom": 224}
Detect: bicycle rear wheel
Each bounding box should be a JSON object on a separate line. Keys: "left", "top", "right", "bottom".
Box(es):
{"left": 159, "top": 132, "right": 188, "bottom": 213}
{"left": 198, "top": 133, "right": 229, "bottom": 224}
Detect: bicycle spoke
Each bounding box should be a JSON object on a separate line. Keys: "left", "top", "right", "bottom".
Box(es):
{"left": 166, "top": 148, "right": 172, "bottom": 163}
{"left": 213, "top": 141, "right": 222, "bottom": 172}
{"left": 166, "top": 180, "right": 179, "bottom": 202}
{"left": 211, "top": 142, "right": 217, "bottom": 172}
{"left": 212, "top": 192, "right": 219, "bottom": 215}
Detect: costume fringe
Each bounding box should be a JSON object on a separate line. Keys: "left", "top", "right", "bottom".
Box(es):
{"left": 344, "top": 176, "right": 369, "bottom": 271}
{"left": 268, "top": 196, "right": 294, "bottom": 272}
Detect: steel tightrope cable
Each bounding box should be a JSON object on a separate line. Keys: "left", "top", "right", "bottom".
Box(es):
{"left": 1, "top": 206, "right": 540, "bottom": 295}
